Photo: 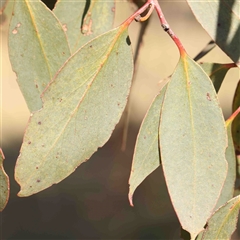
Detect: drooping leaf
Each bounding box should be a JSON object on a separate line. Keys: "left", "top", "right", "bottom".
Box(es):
{"left": 53, "top": 0, "right": 115, "bottom": 53}
{"left": 8, "top": 0, "right": 71, "bottom": 112}
{"left": 215, "top": 108, "right": 240, "bottom": 209}
{"left": 15, "top": 25, "right": 133, "bottom": 197}
{"left": 232, "top": 80, "right": 240, "bottom": 151}
{"left": 159, "top": 53, "right": 228, "bottom": 239}
{"left": 128, "top": 61, "right": 233, "bottom": 206}
{"left": 0, "top": 149, "right": 9, "bottom": 211}
{"left": 199, "top": 195, "right": 240, "bottom": 240}
{"left": 128, "top": 84, "right": 167, "bottom": 206}
{"left": 186, "top": 0, "right": 240, "bottom": 68}
{"left": 199, "top": 62, "right": 236, "bottom": 93}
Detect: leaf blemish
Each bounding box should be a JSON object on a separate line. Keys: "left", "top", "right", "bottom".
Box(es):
{"left": 62, "top": 24, "right": 67, "bottom": 32}
{"left": 28, "top": 141, "right": 31, "bottom": 145}
{"left": 36, "top": 179, "right": 41, "bottom": 183}
{"left": 38, "top": 121, "right": 42, "bottom": 125}
{"left": 206, "top": 93, "right": 211, "bottom": 101}
{"left": 12, "top": 23, "right": 21, "bottom": 34}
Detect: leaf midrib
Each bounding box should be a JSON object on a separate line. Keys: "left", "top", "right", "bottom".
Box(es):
{"left": 23, "top": 26, "right": 127, "bottom": 186}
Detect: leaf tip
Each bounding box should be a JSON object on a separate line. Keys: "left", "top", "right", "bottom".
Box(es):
{"left": 128, "top": 192, "right": 134, "bottom": 207}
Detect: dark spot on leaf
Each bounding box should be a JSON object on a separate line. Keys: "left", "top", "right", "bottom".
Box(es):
{"left": 38, "top": 121, "right": 41, "bottom": 125}
{"left": 35, "top": 84, "right": 38, "bottom": 88}
{"left": 59, "top": 98, "right": 62, "bottom": 102}
{"left": 89, "top": 45, "right": 92, "bottom": 48}
{"left": 126, "top": 36, "right": 131, "bottom": 46}
{"left": 28, "top": 141, "right": 31, "bottom": 144}
{"left": 111, "top": 7, "right": 115, "bottom": 12}
{"left": 206, "top": 93, "right": 211, "bottom": 101}
{"left": 62, "top": 52, "right": 65, "bottom": 55}
{"left": 144, "top": 136, "right": 146, "bottom": 139}
{"left": 37, "top": 179, "right": 41, "bottom": 183}
{"left": 30, "top": 186, "right": 32, "bottom": 188}
{"left": 217, "top": 22, "right": 221, "bottom": 27}
{"left": 36, "top": 166, "right": 38, "bottom": 169}
{"left": 116, "top": 51, "right": 119, "bottom": 55}
{"left": 42, "top": 144, "right": 45, "bottom": 147}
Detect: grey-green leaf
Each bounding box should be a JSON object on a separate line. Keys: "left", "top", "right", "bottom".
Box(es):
{"left": 53, "top": 0, "right": 115, "bottom": 53}
{"left": 0, "top": 149, "right": 9, "bottom": 212}
{"left": 186, "top": 0, "right": 240, "bottom": 68}
{"left": 128, "top": 84, "right": 167, "bottom": 206}
{"left": 15, "top": 25, "right": 133, "bottom": 197}
{"left": 232, "top": 80, "right": 240, "bottom": 151}
{"left": 200, "top": 195, "right": 240, "bottom": 240}
{"left": 215, "top": 110, "right": 239, "bottom": 209}
{"left": 199, "top": 62, "right": 236, "bottom": 93}
{"left": 8, "top": 0, "right": 71, "bottom": 112}
{"left": 159, "top": 53, "right": 228, "bottom": 239}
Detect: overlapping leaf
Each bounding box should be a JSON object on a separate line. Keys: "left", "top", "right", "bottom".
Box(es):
{"left": 15, "top": 25, "right": 133, "bottom": 197}
{"left": 0, "top": 149, "right": 9, "bottom": 211}
{"left": 186, "top": 0, "right": 240, "bottom": 68}
{"left": 128, "top": 85, "right": 167, "bottom": 206}
{"left": 198, "top": 195, "right": 240, "bottom": 240}
{"left": 128, "top": 61, "right": 232, "bottom": 206}
{"left": 215, "top": 109, "right": 240, "bottom": 209}
{"left": 232, "top": 80, "right": 240, "bottom": 151}
{"left": 159, "top": 53, "right": 227, "bottom": 239}
{"left": 53, "top": 0, "right": 115, "bottom": 53}
{"left": 8, "top": 0, "right": 71, "bottom": 112}
{"left": 199, "top": 62, "right": 236, "bottom": 93}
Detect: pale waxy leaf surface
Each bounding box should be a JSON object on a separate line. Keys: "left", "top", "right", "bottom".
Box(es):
{"left": 199, "top": 195, "right": 240, "bottom": 240}
{"left": 53, "top": 0, "right": 115, "bottom": 53}
{"left": 8, "top": 0, "right": 71, "bottom": 112}
{"left": 232, "top": 80, "right": 240, "bottom": 151}
{"left": 15, "top": 25, "right": 133, "bottom": 197}
{"left": 215, "top": 109, "right": 239, "bottom": 209}
{"left": 199, "top": 62, "right": 236, "bottom": 93}
{"left": 0, "top": 149, "right": 9, "bottom": 212}
{"left": 159, "top": 54, "right": 228, "bottom": 239}
{"left": 187, "top": 0, "right": 240, "bottom": 68}
{"left": 128, "top": 85, "right": 167, "bottom": 206}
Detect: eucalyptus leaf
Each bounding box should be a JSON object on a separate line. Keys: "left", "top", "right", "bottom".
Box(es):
{"left": 159, "top": 53, "right": 228, "bottom": 239}
{"left": 186, "top": 0, "right": 240, "bottom": 68}
{"left": 53, "top": 0, "right": 115, "bottom": 53}
{"left": 128, "top": 85, "right": 167, "bottom": 206}
{"left": 15, "top": 25, "right": 133, "bottom": 197}
{"left": 8, "top": 0, "right": 71, "bottom": 112}
{"left": 0, "top": 149, "right": 9, "bottom": 212}
{"left": 200, "top": 195, "right": 240, "bottom": 240}
{"left": 232, "top": 80, "right": 240, "bottom": 151}
{"left": 215, "top": 109, "right": 239, "bottom": 209}
{"left": 199, "top": 62, "right": 236, "bottom": 93}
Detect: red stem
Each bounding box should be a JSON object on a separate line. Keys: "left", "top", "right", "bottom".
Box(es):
{"left": 152, "top": 0, "right": 186, "bottom": 56}
{"left": 123, "top": 0, "right": 153, "bottom": 27}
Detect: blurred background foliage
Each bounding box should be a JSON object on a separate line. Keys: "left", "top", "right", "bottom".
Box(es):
{"left": 1, "top": 0, "right": 239, "bottom": 239}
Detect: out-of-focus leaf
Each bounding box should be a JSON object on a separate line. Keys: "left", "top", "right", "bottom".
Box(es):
{"left": 53, "top": 0, "right": 115, "bottom": 53}
{"left": 0, "top": 0, "right": 8, "bottom": 14}
{"left": 15, "top": 25, "right": 133, "bottom": 197}
{"left": 8, "top": 0, "right": 71, "bottom": 112}
{"left": 232, "top": 80, "right": 240, "bottom": 151}
{"left": 199, "top": 62, "right": 236, "bottom": 93}
{"left": 0, "top": 149, "right": 9, "bottom": 211}
{"left": 128, "top": 85, "right": 167, "bottom": 206}
{"left": 186, "top": 0, "right": 240, "bottom": 68}
{"left": 215, "top": 108, "right": 240, "bottom": 209}
{"left": 200, "top": 195, "right": 240, "bottom": 240}
{"left": 159, "top": 53, "right": 227, "bottom": 239}
{"left": 194, "top": 40, "right": 216, "bottom": 62}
